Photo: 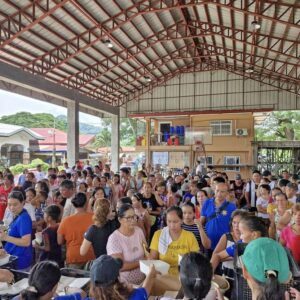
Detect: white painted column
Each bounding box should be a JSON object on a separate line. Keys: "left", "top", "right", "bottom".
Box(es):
{"left": 111, "top": 115, "right": 120, "bottom": 173}
{"left": 67, "top": 101, "right": 79, "bottom": 168}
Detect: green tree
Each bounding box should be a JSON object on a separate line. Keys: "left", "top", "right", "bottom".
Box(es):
{"left": 93, "top": 128, "right": 111, "bottom": 148}
{"left": 120, "top": 118, "right": 138, "bottom": 146}
{"left": 92, "top": 118, "right": 138, "bottom": 148}
{"left": 0, "top": 112, "right": 67, "bottom": 131}
{"left": 255, "top": 111, "right": 300, "bottom": 141}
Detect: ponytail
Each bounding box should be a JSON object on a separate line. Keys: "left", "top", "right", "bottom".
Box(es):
{"left": 20, "top": 261, "right": 61, "bottom": 300}
{"left": 20, "top": 286, "right": 39, "bottom": 300}
{"left": 263, "top": 271, "right": 284, "bottom": 300}
{"left": 256, "top": 271, "right": 284, "bottom": 300}
{"left": 240, "top": 215, "right": 268, "bottom": 237}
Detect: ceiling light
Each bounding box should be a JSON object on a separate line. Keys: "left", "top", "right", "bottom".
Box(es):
{"left": 245, "top": 67, "right": 254, "bottom": 74}
{"left": 144, "top": 76, "right": 152, "bottom": 82}
{"left": 103, "top": 39, "right": 113, "bottom": 48}
{"left": 251, "top": 20, "right": 261, "bottom": 30}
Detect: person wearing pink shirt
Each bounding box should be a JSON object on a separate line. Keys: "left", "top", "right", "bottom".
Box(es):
{"left": 280, "top": 203, "right": 300, "bottom": 265}
{"left": 106, "top": 203, "right": 146, "bottom": 285}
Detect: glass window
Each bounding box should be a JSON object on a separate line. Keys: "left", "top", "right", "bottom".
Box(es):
{"left": 224, "top": 156, "right": 240, "bottom": 171}
{"left": 210, "top": 120, "right": 232, "bottom": 136}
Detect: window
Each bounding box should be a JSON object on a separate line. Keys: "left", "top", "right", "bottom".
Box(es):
{"left": 210, "top": 120, "right": 232, "bottom": 136}
{"left": 158, "top": 122, "right": 171, "bottom": 143}
{"left": 198, "top": 156, "right": 213, "bottom": 165}
{"left": 224, "top": 156, "right": 240, "bottom": 171}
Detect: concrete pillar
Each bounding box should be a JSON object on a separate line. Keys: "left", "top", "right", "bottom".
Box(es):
{"left": 67, "top": 101, "right": 79, "bottom": 168}
{"left": 111, "top": 115, "right": 120, "bottom": 173}
{"left": 23, "top": 152, "right": 30, "bottom": 164}
{"left": 252, "top": 142, "right": 258, "bottom": 169}
{"left": 146, "top": 118, "right": 151, "bottom": 165}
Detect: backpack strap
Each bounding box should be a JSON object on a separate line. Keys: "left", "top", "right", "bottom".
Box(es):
{"left": 226, "top": 232, "right": 235, "bottom": 243}
{"left": 206, "top": 201, "right": 230, "bottom": 223}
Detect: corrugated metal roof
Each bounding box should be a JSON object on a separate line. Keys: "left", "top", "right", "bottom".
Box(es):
{"left": 0, "top": 0, "right": 298, "bottom": 106}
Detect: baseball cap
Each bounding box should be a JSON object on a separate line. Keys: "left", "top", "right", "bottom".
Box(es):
{"left": 235, "top": 174, "right": 242, "bottom": 180}
{"left": 242, "top": 238, "right": 289, "bottom": 283}
{"left": 262, "top": 170, "right": 271, "bottom": 177}
{"left": 91, "top": 255, "right": 123, "bottom": 286}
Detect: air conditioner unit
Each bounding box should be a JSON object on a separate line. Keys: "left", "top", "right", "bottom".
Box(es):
{"left": 236, "top": 128, "right": 248, "bottom": 136}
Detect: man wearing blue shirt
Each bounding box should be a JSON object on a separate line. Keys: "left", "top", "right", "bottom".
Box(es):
{"left": 201, "top": 183, "right": 236, "bottom": 253}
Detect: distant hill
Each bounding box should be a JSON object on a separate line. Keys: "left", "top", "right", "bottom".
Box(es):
{"left": 56, "top": 115, "right": 101, "bottom": 134}
{"left": 0, "top": 112, "right": 101, "bottom": 135}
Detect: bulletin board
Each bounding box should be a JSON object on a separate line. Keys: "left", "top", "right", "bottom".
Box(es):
{"left": 152, "top": 152, "right": 169, "bottom": 165}
{"left": 169, "top": 152, "right": 186, "bottom": 168}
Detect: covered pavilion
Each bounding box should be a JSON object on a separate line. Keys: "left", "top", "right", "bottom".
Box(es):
{"left": 0, "top": 1, "right": 299, "bottom": 171}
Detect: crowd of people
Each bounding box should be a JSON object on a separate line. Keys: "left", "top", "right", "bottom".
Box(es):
{"left": 0, "top": 161, "right": 300, "bottom": 299}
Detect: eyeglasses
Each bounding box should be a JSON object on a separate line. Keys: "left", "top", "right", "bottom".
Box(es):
{"left": 122, "top": 215, "right": 138, "bottom": 221}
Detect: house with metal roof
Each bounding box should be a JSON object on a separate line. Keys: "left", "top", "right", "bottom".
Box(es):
{"left": 30, "top": 128, "right": 95, "bottom": 165}
{"left": 0, "top": 123, "right": 44, "bottom": 166}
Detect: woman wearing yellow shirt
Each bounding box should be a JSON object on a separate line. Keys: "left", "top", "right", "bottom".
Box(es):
{"left": 149, "top": 206, "right": 199, "bottom": 275}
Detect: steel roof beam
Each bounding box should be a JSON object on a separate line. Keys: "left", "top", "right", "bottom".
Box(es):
{"left": 0, "top": 0, "right": 70, "bottom": 49}
{"left": 70, "top": 0, "right": 160, "bottom": 82}
{"left": 121, "top": 59, "right": 299, "bottom": 106}
{"left": 118, "top": 62, "right": 219, "bottom": 105}
{"left": 1, "top": 1, "right": 119, "bottom": 99}
{"left": 0, "top": 60, "right": 118, "bottom": 114}
{"left": 96, "top": 41, "right": 299, "bottom": 100}
{"left": 121, "top": 0, "right": 177, "bottom": 74}
{"left": 22, "top": 0, "right": 156, "bottom": 74}
{"left": 100, "top": 47, "right": 299, "bottom": 104}
{"left": 88, "top": 44, "right": 213, "bottom": 100}
{"left": 60, "top": 21, "right": 213, "bottom": 90}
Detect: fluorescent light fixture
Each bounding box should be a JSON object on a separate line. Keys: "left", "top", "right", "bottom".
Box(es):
{"left": 103, "top": 39, "right": 113, "bottom": 48}
{"left": 144, "top": 76, "right": 152, "bottom": 82}
{"left": 251, "top": 20, "right": 261, "bottom": 30}
{"left": 245, "top": 67, "right": 254, "bottom": 74}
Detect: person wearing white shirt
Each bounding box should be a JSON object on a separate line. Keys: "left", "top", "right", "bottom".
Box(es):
{"left": 35, "top": 165, "right": 46, "bottom": 182}
{"left": 245, "top": 170, "right": 261, "bottom": 210}
{"left": 262, "top": 170, "right": 276, "bottom": 190}
{"left": 256, "top": 184, "right": 271, "bottom": 220}
{"left": 84, "top": 160, "right": 92, "bottom": 170}
{"left": 60, "top": 179, "right": 76, "bottom": 219}
{"left": 63, "top": 162, "right": 72, "bottom": 174}
{"left": 286, "top": 182, "right": 299, "bottom": 204}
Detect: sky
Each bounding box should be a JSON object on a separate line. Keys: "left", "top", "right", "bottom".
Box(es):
{"left": 0, "top": 89, "right": 102, "bottom": 126}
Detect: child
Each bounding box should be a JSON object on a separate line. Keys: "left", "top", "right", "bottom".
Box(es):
{"left": 33, "top": 205, "right": 63, "bottom": 267}
{"left": 33, "top": 190, "right": 48, "bottom": 232}
{"left": 256, "top": 184, "right": 271, "bottom": 226}
{"left": 131, "top": 193, "right": 151, "bottom": 242}
{"left": 182, "top": 202, "right": 211, "bottom": 251}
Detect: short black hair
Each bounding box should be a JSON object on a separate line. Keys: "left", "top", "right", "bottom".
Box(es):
{"left": 119, "top": 197, "right": 132, "bottom": 205}
{"left": 166, "top": 206, "right": 183, "bottom": 220}
{"left": 213, "top": 176, "right": 226, "bottom": 184}
{"left": 120, "top": 167, "right": 129, "bottom": 174}
{"left": 252, "top": 170, "right": 261, "bottom": 175}
{"left": 259, "top": 184, "right": 271, "bottom": 193}
{"left": 71, "top": 192, "right": 87, "bottom": 208}
{"left": 278, "top": 178, "right": 290, "bottom": 187}
{"left": 182, "top": 202, "right": 195, "bottom": 212}
{"left": 26, "top": 187, "right": 36, "bottom": 197}
{"left": 117, "top": 203, "right": 133, "bottom": 218}
{"left": 44, "top": 205, "right": 61, "bottom": 222}
{"left": 60, "top": 179, "right": 74, "bottom": 190}
{"left": 180, "top": 252, "right": 212, "bottom": 299}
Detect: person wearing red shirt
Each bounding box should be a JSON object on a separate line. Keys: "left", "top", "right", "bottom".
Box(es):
{"left": 0, "top": 174, "right": 14, "bottom": 221}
